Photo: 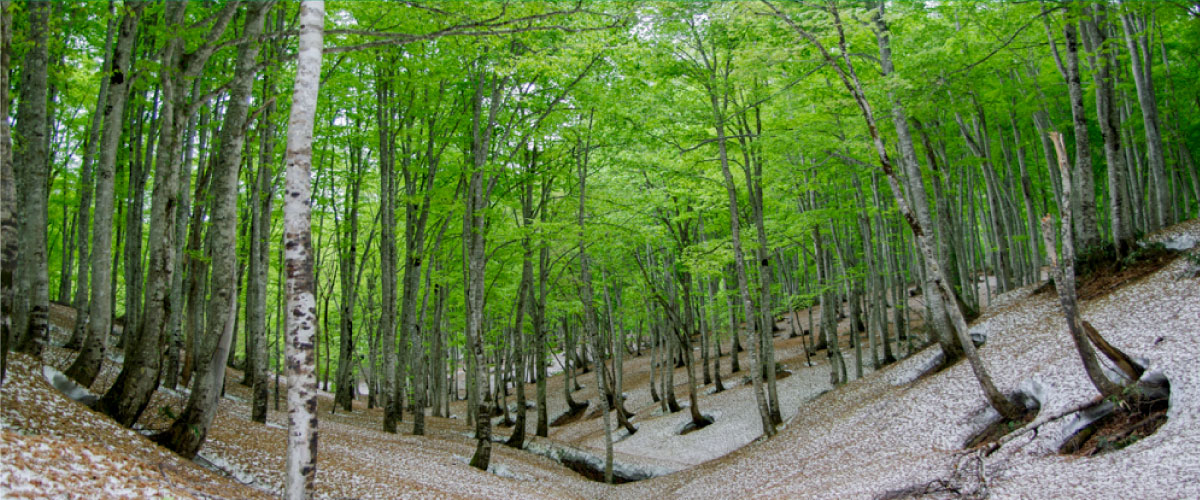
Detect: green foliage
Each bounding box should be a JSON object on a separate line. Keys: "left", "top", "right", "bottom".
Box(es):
{"left": 30, "top": 0, "right": 1200, "bottom": 384}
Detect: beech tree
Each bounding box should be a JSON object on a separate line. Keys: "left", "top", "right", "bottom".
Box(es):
{"left": 14, "top": 3, "right": 1200, "bottom": 494}
{"left": 282, "top": 2, "right": 325, "bottom": 498}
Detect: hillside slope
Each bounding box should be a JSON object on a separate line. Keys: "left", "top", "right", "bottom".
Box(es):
{"left": 3, "top": 219, "right": 1198, "bottom": 499}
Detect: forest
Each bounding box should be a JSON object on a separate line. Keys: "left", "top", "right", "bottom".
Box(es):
{"left": 2, "top": 1, "right": 1199, "bottom": 499}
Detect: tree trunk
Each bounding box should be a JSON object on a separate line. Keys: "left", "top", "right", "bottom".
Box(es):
{"left": 1043, "top": 133, "right": 1123, "bottom": 398}
{"left": 333, "top": 143, "right": 363, "bottom": 413}
{"left": 575, "top": 134, "right": 614, "bottom": 483}
{"left": 64, "top": 14, "right": 116, "bottom": 351}
{"left": 12, "top": 0, "right": 51, "bottom": 359}
{"left": 282, "top": 3, "right": 324, "bottom": 498}
{"left": 1120, "top": 9, "right": 1169, "bottom": 230}
{"left": 0, "top": 0, "right": 14, "bottom": 382}
{"left": 769, "top": 2, "right": 1024, "bottom": 419}
{"left": 874, "top": 9, "right": 959, "bottom": 362}
{"left": 466, "top": 69, "right": 505, "bottom": 472}
{"left": 534, "top": 175, "right": 552, "bottom": 437}
{"left": 101, "top": 1, "right": 239, "bottom": 428}
{"left": 1062, "top": 16, "right": 1101, "bottom": 250}
{"left": 153, "top": 2, "right": 266, "bottom": 457}
{"left": 64, "top": 4, "right": 142, "bottom": 387}
{"left": 505, "top": 165, "right": 535, "bottom": 448}
{"left": 376, "top": 64, "right": 400, "bottom": 433}
{"left": 1081, "top": 5, "right": 1132, "bottom": 254}
{"left": 711, "top": 95, "right": 773, "bottom": 438}
{"left": 250, "top": 40, "right": 279, "bottom": 422}
{"left": 164, "top": 83, "right": 201, "bottom": 391}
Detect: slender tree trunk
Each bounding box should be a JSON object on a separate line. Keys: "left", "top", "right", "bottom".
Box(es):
{"left": 282, "top": 3, "right": 324, "bottom": 498}
{"left": 534, "top": 176, "right": 552, "bottom": 436}
{"left": 64, "top": 4, "right": 142, "bottom": 387}
{"left": 711, "top": 95, "right": 773, "bottom": 438}
{"left": 376, "top": 65, "right": 400, "bottom": 433}
{"left": 874, "top": 9, "right": 959, "bottom": 362}
{"left": 64, "top": 14, "right": 116, "bottom": 351}
{"left": 1120, "top": 10, "right": 1169, "bottom": 230}
{"left": 164, "top": 83, "right": 201, "bottom": 390}
{"left": 1008, "top": 110, "right": 1043, "bottom": 281}
{"left": 768, "top": 2, "right": 1023, "bottom": 419}
{"left": 101, "top": 1, "right": 239, "bottom": 428}
{"left": 250, "top": 44, "right": 279, "bottom": 422}
{"left": 1082, "top": 5, "right": 1132, "bottom": 254}
{"left": 505, "top": 169, "right": 535, "bottom": 448}
{"left": 1043, "top": 133, "right": 1122, "bottom": 398}
{"left": 575, "top": 136, "right": 614, "bottom": 483}
{"left": 1062, "top": 16, "right": 1101, "bottom": 250}
{"left": 466, "top": 70, "right": 505, "bottom": 472}
{"left": 333, "top": 145, "right": 363, "bottom": 413}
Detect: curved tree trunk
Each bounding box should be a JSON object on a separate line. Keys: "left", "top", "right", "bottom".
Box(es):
{"left": 153, "top": 2, "right": 266, "bottom": 457}
{"left": 1043, "top": 133, "right": 1123, "bottom": 398}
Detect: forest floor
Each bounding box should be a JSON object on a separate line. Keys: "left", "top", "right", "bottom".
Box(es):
{"left": 3, "top": 219, "right": 1199, "bottom": 499}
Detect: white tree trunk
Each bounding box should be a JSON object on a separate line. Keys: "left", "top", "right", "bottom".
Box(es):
{"left": 283, "top": 3, "right": 325, "bottom": 499}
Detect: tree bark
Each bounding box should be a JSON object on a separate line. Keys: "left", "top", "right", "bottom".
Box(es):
{"left": 333, "top": 143, "right": 364, "bottom": 413}
{"left": 713, "top": 96, "right": 773, "bottom": 438}
{"left": 376, "top": 64, "right": 401, "bottom": 433}
{"left": 1081, "top": 5, "right": 1132, "bottom": 254}
{"left": 505, "top": 160, "right": 535, "bottom": 448}
{"left": 874, "top": 7, "right": 960, "bottom": 361}
{"left": 250, "top": 32, "right": 280, "bottom": 422}
{"left": 1062, "top": 16, "right": 1101, "bottom": 250}
{"left": 1120, "top": 9, "right": 1169, "bottom": 230}
{"left": 1043, "top": 133, "right": 1123, "bottom": 398}
{"left": 767, "top": 0, "right": 1023, "bottom": 419}
{"left": 154, "top": 1, "right": 267, "bottom": 457}
{"left": 466, "top": 69, "right": 505, "bottom": 471}
{"left": 0, "top": 0, "right": 14, "bottom": 381}
{"left": 282, "top": 3, "right": 324, "bottom": 499}
{"left": 101, "top": 1, "right": 239, "bottom": 427}
{"left": 64, "top": 4, "right": 142, "bottom": 387}
{"left": 64, "top": 14, "right": 116, "bottom": 351}
{"left": 12, "top": 0, "right": 51, "bottom": 359}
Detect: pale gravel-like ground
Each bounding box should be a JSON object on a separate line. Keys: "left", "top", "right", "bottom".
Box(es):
{"left": 615, "top": 218, "right": 1200, "bottom": 499}
{"left": 2, "top": 219, "right": 1197, "bottom": 499}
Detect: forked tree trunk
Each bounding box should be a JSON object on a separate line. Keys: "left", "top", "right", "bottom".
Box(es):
{"left": 153, "top": 1, "right": 267, "bottom": 456}
{"left": 1043, "top": 133, "right": 1123, "bottom": 398}
{"left": 101, "top": 1, "right": 239, "bottom": 428}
